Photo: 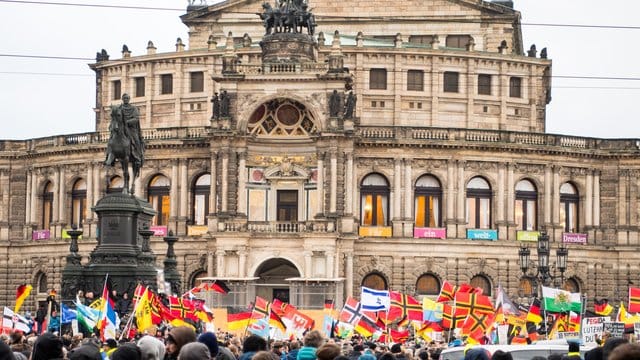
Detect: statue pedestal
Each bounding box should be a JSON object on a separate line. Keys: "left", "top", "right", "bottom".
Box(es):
{"left": 62, "top": 193, "right": 159, "bottom": 299}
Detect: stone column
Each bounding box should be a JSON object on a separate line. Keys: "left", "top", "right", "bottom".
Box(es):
{"left": 93, "top": 163, "right": 102, "bottom": 198}
{"left": 207, "top": 252, "right": 214, "bottom": 277}
{"left": 456, "top": 161, "right": 465, "bottom": 223}
{"left": 216, "top": 249, "right": 225, "bottom": 277}
{"left": 179, "top": 159, "right": 188, "bottom": 219}
{"left": 593, "top": 171, "right": 600, "bottom": 227}
{"left": 86, "top": 164, "right": 94, "bottom": 221}
{"left": 58, "top": 167, "right": 66, "bottom": 226}
{"left": 394, "top": 159, "right": 402, "bottom": 219}
{"left": 30, "top": 170, "right": 38, "bottom": 225}
{"left": 544, "top": 165, "right": 552, "bottom": 226}
{"left": 221, "top": 151, "right": 229, "bottom": 212}
{"left": 585, "top": 171, "right": 593, "bottom": 227}
{"left": 404, "top": 159, "right": 412, "bottom": 221}
{"left": 25, "top": 170, "right": 32, "bottom": 224}
{"left": 330, "top": 150, "right": 338, "bottom": 213}
{"left": 316, "top": 152, "right": 325, "bottom": 216}
{"left": 506, "top": 163, "right": 515, "bottom": 226}
{"left": 304, "top": 251, "right": 312, "bottom": 278}
{"left": 345, "top": 151, "right": 353, "bottom": 214}
{"left": 326, "top": 251, "right": 334, "bottom": 278}
{"left": 552, "top": 166, "right": 560, "bottom": 225}
{"left": 0, "top": 170, "right": 5, "bottom": 223}
{"left": 52, "top": 167, "right": 60, "bottom": 224}
{"left": 446, "top": 160, "right": 455, "bottom": 221}
{"left": 497, "top": 163, "right": 505, "bottom": 224}
{"left": 619, "top": 173, "right": 628, "bottom": 227}
{"left": 239, "top": 249, "right": 247, "bottom": 278}
{"left": 210, "top": 152, "right": 217, "bottom": 214}
{"left": 170, "top": 160, "right": 179, "bottom": 219}
{"left": 345, "top": 252, "right": 354, "bottom": 297}
{"left": 238, "top": 151, "right": 247, "bottom": 215}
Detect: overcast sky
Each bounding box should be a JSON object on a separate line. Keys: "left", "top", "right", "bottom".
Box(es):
{"left": 1, "top": 0, "right": 638, "bottom": 140}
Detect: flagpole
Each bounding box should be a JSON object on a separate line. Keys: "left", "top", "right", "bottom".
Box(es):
{"left": 243, "top": 297, "right": 256, "bottom": 339}
{"left": 119, "top": 286, "right": 143, "bottom": 340}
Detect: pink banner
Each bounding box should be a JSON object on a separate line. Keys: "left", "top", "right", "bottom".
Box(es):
{"left": 414, "top": 227, "right": 446, "bottom": 239}
{"left": 562, "top": 232, "right": 587, "bottom": 244}
{"left": 32, "top": 229, "right": 50, "bottom": 240}
{"left": 150, "top": 226, "right": 168, "bottom": 237}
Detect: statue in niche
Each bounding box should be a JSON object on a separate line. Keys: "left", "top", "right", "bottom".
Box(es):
{"left": 219, "top": 90, "right": 230, "bottom": 118}
{"left": 211, "top": 92, "right": 220, "bottom": 120}
{"left": 329, "top": 90, "right": 341, "bottom": 117}
{"left": 344, "top": 90, "right": 357, "bottom": 119}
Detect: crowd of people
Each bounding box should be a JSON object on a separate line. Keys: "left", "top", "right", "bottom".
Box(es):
{"left": 1, "top": 326, "right": 640, "bottom": 360}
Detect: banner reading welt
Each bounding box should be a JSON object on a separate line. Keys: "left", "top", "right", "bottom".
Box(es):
{"left": 562, "top": 232, "right": 587, "bottom": 244}
{"left": 467, "top": 229, "right": 498, "bottom": 241}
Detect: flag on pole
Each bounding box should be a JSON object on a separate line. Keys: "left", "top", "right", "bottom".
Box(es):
{"left": 227, "top": 307, "right": 251, "bottom": 331}
{"left": 14, "top": 284, "right": 32, "bottom": 314}
{"left": 422, "top": 297, "right": 444, "bottom": 322}
{"left": 2, "top": 307, "right": 31, "bottom": 333}
{"left": 98, "top": 278, "right": 119, "bottom": 341}
{"left": 541, "top": 286, "right": 582, "bottom": 313}
{"left": 594, "top": 298, "right": 613, "bottom": 316}
{"left": 360, "top": 287, "right": 390, "bottom": 311}
{"left": 248, "top": 317, "right": 270, "bottom": 338}
{"left": 437, "top": 281, "right": 457, "bottom": 303}
{"left": 526, "top": 298, "right": 543, "bottom": 325}
{"left": 495, "top": 285, "right": 519, "bottom": 315}
{"left": 628, "top": 287, "right": 640, "bottom": 313}
{"left": 60, "top": 304, "right": 76, "bottom": 325}
{"left": 75, "top": 301, "right": 100, "bottom": 332}
{"left": 135, "top": 287, "right": 155, "bottom": 332}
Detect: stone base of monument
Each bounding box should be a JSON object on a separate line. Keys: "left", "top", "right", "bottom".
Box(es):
{"left": 62, "top": 193, "right": 158, "bottom": 300}
{"left": 260, "top": 32, "right": 317, "bottom": 63}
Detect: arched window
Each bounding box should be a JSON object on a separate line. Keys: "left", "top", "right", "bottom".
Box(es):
{"left": 360, "top": 174, "right": 389, "bottom": 226}
{"left": 416, "top": 274, "right": 441, "bottom": 296}
{"left": 414, "top": 175, "right": 442, "bottom": 227}
{"left": 107, "top": 176, "right": 124, "bottom": 193}
{"left": 362, "top": 272, "right": 388, "bottom": 290}
{"left": 470, "top": 275, "right": 492, "bottom": 296}
{"left": 148, "top": 175, "right": 171, "bottom": 226}
{"left": 560, "top": 183, "right": 579, "bottom": 232}
{"left": 515, "top": 179, "right": 537, "bottom": 231}
{"left": 37, "top": 272, "right": 48, "bottom": 294}
{"left": 518, "top": 277, "right": 535, "bottom": 297}
{"left": 71, "top": 178, "right": 87, "bottom": 228}
{"left": 466, "top": 177, "right": 492, "bottom": 229}
{"left": 42, "top": 181, "right": 54, "bottom": 230}
{"left": 190, "top": 270, "right": 208, "bottom": 289}
{"left": 192, "top": 174, "right": 210, "bottom": 226}
{"left": 563, "top": 277, "right": 580, "bottom": 293}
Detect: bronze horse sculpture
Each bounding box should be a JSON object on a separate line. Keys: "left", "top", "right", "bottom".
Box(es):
{"left": 104, "top": 94, "right": 143, "bottom": 195}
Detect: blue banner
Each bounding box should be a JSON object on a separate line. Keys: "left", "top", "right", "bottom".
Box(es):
{"left": 61, "top": 303, "right": 77, "bottom": 324}
{"left": 467, "top": 229, "right": 498, "bottom": 241}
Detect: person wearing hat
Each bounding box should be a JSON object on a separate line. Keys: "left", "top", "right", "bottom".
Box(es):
{"left": 197, "top": 332, "right": 235, "bottom": 360}
{"left": 103, "top": 338, "right": 118, "bottom": 358}
{"left": 68, "top": 338, "right": 102, "bottom": 360}
{"left": 178, "top": 343, "right": 211, "bottom": 360}
{"left": 165, "top": 327, "right": 197, "bottom": 360}
{"left": 139, "top": 335, "right": 166, "bottom": 360}
{"left": 111, "top": 343, "right": 142, "bottom": 360}
{"left": 32, "top": 332, "right": 64, "bottom": 360}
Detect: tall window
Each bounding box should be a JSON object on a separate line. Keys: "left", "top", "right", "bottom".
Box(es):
{"left": 369, "top": 69, "right": 387, "bottom": 90}
{"left": 42, "top": 181, "right": 54, "bottom": 230}
{"left": 443, "top": 72, "right": 459, "bottom": 93}
{"left": 360, "top": 173, "right": 389, "bottom": 226}
{"left": 190, "top": 71, "right": 204, "bottom": 93}
{"left": 192, "top": 173, "right": 210, "bottom": 226}
{"left": 107, "top": 176, "right": 124, "bottom": 193}
{"left": 560, "top": 182, "right": 579, "bottom": 232}
{"left": 466, "top": 176, "right": 492, "bottom": 229}
{"left": 362, "top": 272, "right": 387, "bottom": 290}
{"left": 37, "top": 272, "right": 48, "bottom": 293}
{"left": 515, "top": 179, "right": 537, "bottom": 231}
{"left": 416, "top": 274, "right": 441, "bottom": 295}
{"left": 161, "top": 74, "right": 173, "bottom": 95}
{"left": 277, "top": 190, "right": 298, "bottom": 221}
{"left": 478, "top": 74, "right": 492, "bottom": 95}
{"left": 112, "top": 80, "right": 121, "bottom": 100}
{"left": 407, "top": 70, "right": 424, "bottom": 91}
{"left": 446, "top": 35, "right": 472, "bottom": 49}
{"left": 414, "top": 175, "right": 442, "bottom": 227}
{"left": 135, "top": 77, "right": 145, "bottom": 97}
{"left": 71, "top": 179, "right": 87, "bottom": 228}
{"left": 470, "top": 275, "right": 492, "bottom": 296}
{"left": 148, "top": 174, "right": 171, "bottom": 226}
{"left": 509, "top": 77, "right": 522, "bottom": 98}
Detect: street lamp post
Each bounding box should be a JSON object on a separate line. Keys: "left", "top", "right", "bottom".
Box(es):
{"left": 518, "top": 230, "right": 569, "bottom": 289}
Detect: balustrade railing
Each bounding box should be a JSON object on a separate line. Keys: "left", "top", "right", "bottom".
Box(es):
{"left": 220, "top": 220, "right": 334, "bottom": 233}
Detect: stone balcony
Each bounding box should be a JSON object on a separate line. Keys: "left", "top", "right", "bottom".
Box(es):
{"left": 218, "top": 220, "right": 336, "bottom": 234}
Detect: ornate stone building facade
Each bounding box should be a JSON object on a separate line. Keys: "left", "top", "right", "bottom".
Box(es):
{"left": 0, "top": 0, "right": 639, "bottom": 311}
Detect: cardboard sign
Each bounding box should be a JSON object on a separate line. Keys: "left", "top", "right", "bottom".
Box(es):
{"left": 604, "top": 322, "right": 625, "bottom": 337}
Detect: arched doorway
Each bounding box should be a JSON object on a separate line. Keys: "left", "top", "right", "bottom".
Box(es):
{"left": 254, "top": 258, "right": 301, "bottom": 304}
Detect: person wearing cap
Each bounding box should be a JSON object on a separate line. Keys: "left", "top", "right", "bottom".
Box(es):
{"left": 139, "top": 335, "right": 166, "bottom": 360}
{"left": 32, "top": 332, "right": 65, "bottom": 360}
{"left": 165, "top": 327, "right": 197, "bottom": 360}
{"left": 562, "top": 341, "right": 581, "bottom": 360}
{"left": 112, "top": 343, "right": 142, "bottom": 360}
{"left": 197, "top": 332, "right": 236, "bottom": 360}
{"left": 103, "top": 339, "right": 118, "bottom": 358}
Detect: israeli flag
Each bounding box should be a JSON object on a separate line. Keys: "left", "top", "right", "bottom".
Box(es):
{"left": 360, "top": 286, "right": 390, "bottom": 311}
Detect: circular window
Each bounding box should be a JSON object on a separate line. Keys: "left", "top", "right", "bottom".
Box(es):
{"left": 277, "top": 104, "right": 300, "bottom": 126}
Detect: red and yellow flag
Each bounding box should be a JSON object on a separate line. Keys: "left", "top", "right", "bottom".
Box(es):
{"left": 15, "top": 284, "right": 32, "bottom": 314}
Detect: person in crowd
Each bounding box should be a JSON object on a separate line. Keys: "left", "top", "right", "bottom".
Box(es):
{"left": 297, "top": 330, "right": 324, "bottom": 360}
{"left": 463, "top": 348, "right": 490, "bottom": 360}
{"left": 0, "top": 341, "right": 16, "bottom": 360}
{"left": 416, "top": 350, "right": 429, "bottom": 360}
{"left": 67, "top": 338, "right": 101, "bottom": 360}
{"left": 197, "top": 332, "right": 236, "bottom": 360}
{"left": 165, "top": 327, "right": 197, "bottom": 360}
{"left": 602, "top": 338, "right": 629, "bottom": 360}
{"left": 178, "top": 343, "right": 211, "bottom": 360}
{"left": 31, "top": 332, "right": 64, "bottom": 360}
{"left": 584, "top": 346, "right": 602, "bottom": 360}
{"left": 239, "top": 336, "right": 268, "bottom": 360}
{"left": 315, "top": 344, "right": 340, "bottom": 360}
{"left": 286, "top": 341, "right": 300, "bottom": 360}
{"left": 103, "top": 338, "right": 118, "bottom": 358}
{"left": 609, "top": 343, "right": 640, "bottom": 360}
{"left": 46, "top": 310, "right": 60, "bottom": 334}
{"left": 35, "top": 304, "right": 47, "bottom": 335}
{"left": 251, "top": 352, "right": 279, "bottom": 360}
{"left": 112, "top": 343, "right": 142, "bottom": 360}
{"left": 117, "top": 292, "right": 132, "bottom": 318}
{"left": 490, "top": 350, "right": 512, "bottom": 360}
{"left": 347, "top": 344, "right": 362, "bottom": 360}
{"left": 138, "top": 335, "right": 166, "bottom": 360}
{"left": 271, "top": 342, "right": 285, "bottom": 360}
{"left": 562, "top": 341, "right": 581, "bottom": 360}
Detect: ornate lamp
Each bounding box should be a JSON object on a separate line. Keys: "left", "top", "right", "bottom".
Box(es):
{"left": 518, "top": 246, "right": 530, "bottom": 273}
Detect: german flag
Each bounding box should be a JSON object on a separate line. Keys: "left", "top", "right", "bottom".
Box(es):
{"left": 208, "top": 281, "right": 231, "bottom": 294}
{"left": 324, "top": 299, "right": 334, "bottom": 312}
{"left": 629, "top": 288, "right": 640, "bottom": 313}
{"left": 437, "top": 281, "right": 457, "bottom": 303}
{"left": 14, "top": 284, "right": 32, "bottom": 314}
{"left": 227, "top": 307, "right": 251, "bottom": 330}
{"left": 354, "top": 313, "right": 378, "bottom": 337}
{"left": 389, "top": 291, "right": 423, "bottom": 322}
{"left": 390, "top": 328, "right": 410, "bottom": 344}
{"left": 526, "top": 298, "right": 543, "bottom": 325}
{"left": 594, "top": 298, "right": 613, "bottom": 316}
{"left": 269, "top": 308, "right": 287, "bottom": 332}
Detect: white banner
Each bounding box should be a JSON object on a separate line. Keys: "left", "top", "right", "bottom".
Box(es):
{"left": 582, "top": 317, "right": 609, "bottom": 345}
